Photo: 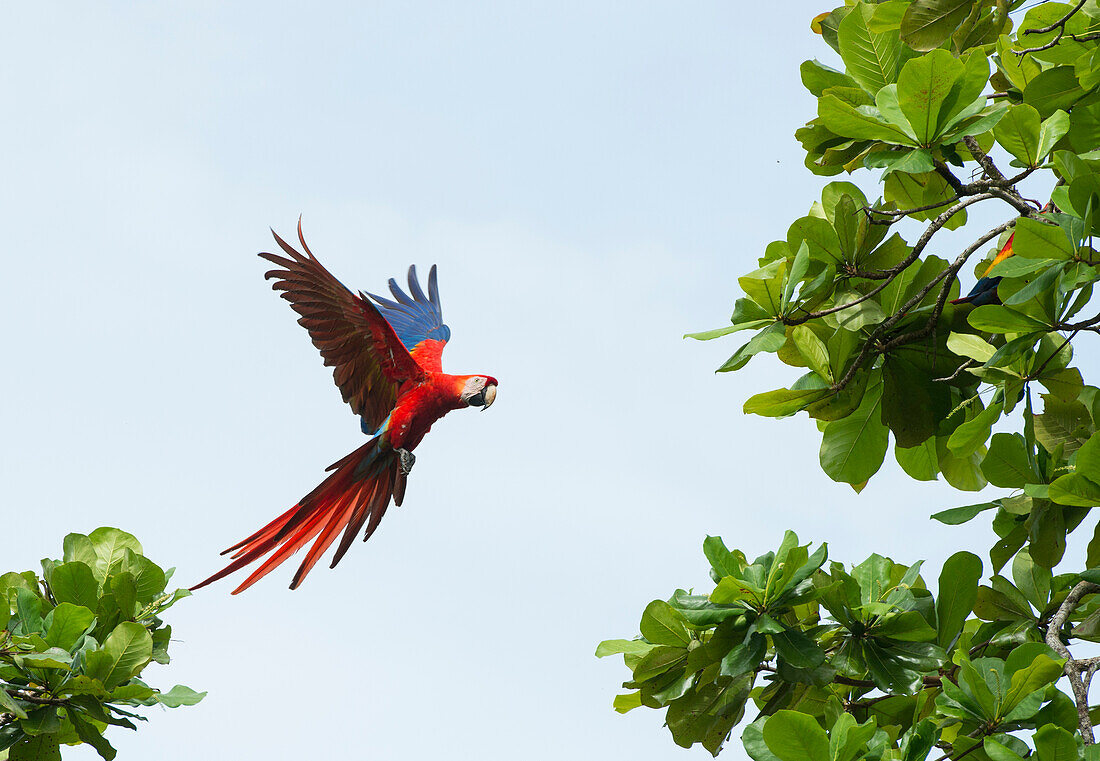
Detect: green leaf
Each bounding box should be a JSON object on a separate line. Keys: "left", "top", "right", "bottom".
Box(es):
{"left": 1004, "top": 654, "right": 1064, "bottom": 714}
{"left": 901, "top": 0, "right": 977, "bottom": 52}
{"left": 984, "top": 738, "right": 1026, "bottom": 761}
{"left": 703, "top": 536, "right": 744, "bottom": 579}
{"left": 1037, "top": 110, "right": 1071, "bottom": 162}
{"left": 896, "top": 439, "right": 939, "bottom": 481}
{"left": 982, "top": 433, "right": 1035, "bottom": 489}
{"left": 772, "top": 628, "right": 826, "bottom": 669}
{"left": 948, "top": 400, "right": 1002, "bottom": 458}
{"left": 1012, "top": 550, "right": 1052, "bottom": 613}
{"left": 62, "top": 534, "right": 97, "bottom": 567}
{"left": 7, "top": 734, "right": 62, "bottom": 761}
{"left": 1034, "top": 724, "right": 1078, "bottom": 761}
{"left": 43, "top": 603, "right": 95, "bottom": 651}
{"left": 937, "top": 551, "right": 982, "bottom": 648}
{"left": 595, "top": 639, "right": 656, "bottom": 658}
{"left": 801, "top": 60, "right": 857, "bottom": 97}
{"left": 931, "top": 502, "right": 995, "bottom": 525}
{"left": 839, "top": 3, "right": 902, "bottom": 94}
{"left": 993, "top": 104, "right": 1041, "bottom": 167}
{"left": 87, "top": 527, "right": 142, "bottom": 582}
{"left": 947, "top": 332, "right": 996, "bottom": 363}
{"left": 612, "top": 691, "right": 642, "bottom": 714}
{"left": 1049, "top": 472, "right": 1100, "bottom": 507}
{"left": 83, "top": 621, "right": 153, "bottom": 690}
{"left": 158, "top": 686, "right": 209, "bottom": 712}
{"left": 791, "top": 326, "right": 833, "bottom": 383}
{"left": 762, "top": 710, "right": 829, "bottom": 761}
{"left": 819, "top": 383, "right": 889, "bottom": 485}
{"left": 1024, "top": 66, "right": 1084, "bottom": 118}
{"left": 1014, "top": 217, "right": 1074, "bottom": 260}
{"left": 48, "top": 562, "right": 98, "bottom": 610}
{"left": 718, "top": 322, "right": 786, "bottom": 372}
{"left": 0, "top": 686, "right": 28, "bottom": 720}
{"left": 639, "top": 600, "right": 692, "bottom": 647}
{"left": 967, "top": 304, "right": 1050, "bottom": 333}
{"left": 66, "top": 706, "right": 117, "bottom": 760}
{"left": 898, "top": 49, "right": 965, "bottom": 144}
{"left": 744, "top": 387, "right": 829, "bottom": 417}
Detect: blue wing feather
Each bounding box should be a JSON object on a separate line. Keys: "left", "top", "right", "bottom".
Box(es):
{"left": 365, "top": 265, "right": 451, "bottom": 354}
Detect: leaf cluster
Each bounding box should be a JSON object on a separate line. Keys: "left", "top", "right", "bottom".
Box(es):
{"left": 599, "top": 532, "right": 1096, "bottom": 759}
{"left": 0, "top": 528, "right": 203, "bottom": 761}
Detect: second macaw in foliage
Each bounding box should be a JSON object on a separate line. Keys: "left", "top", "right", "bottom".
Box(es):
{"left": 950, "top": 233, "right": 1015, "bottom": 307}
{"left": 193, "top": 222, "right": 498, "bottom": 594}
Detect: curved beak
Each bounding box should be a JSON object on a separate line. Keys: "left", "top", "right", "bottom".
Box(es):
{"left": 480, "top": 384, "right": 497, "bottom": 411}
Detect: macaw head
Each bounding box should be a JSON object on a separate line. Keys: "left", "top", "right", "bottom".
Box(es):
{"left": 459, "top": 375, "right": 498, "bottom": 411}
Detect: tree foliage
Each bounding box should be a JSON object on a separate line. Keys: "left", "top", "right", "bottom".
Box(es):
{"left": 0, "top": 528, "right": 202, "bottom": 760}
{"left": 601, "top": 0, "right": 1100, "bottom": 757}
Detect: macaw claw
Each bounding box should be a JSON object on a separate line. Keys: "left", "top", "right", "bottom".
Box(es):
{"left": 397, "top": 448, "right": 416, "bottom": 476}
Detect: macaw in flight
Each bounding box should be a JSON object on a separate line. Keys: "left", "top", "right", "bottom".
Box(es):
{"left": 193, "top": 221, "right": 498, "bottom": 594}
{"left": 950, "top": 233, "right": 1015, "bottom": 307}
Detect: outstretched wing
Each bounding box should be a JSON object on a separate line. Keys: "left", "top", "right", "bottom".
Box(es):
{"left": 365, "top": 265, "right": 451, "bottom": 373}
{"left": 259, "top": 221, "right": 425, "bottom": 432}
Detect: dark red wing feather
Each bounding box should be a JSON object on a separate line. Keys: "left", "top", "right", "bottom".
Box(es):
{"left": 260, "top": 221, "right": 425, "bottom": 431}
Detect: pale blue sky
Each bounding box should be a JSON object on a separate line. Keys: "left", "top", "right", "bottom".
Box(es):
{"left": 1, "top": 3, "right": 1084, "bottom": 759}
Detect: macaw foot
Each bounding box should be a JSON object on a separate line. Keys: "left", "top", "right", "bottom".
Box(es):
{"left": 397, "top": 448, "right": 416, "bottom": 476}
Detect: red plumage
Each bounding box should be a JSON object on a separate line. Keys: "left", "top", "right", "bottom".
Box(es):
{"left": 192, "top": 222, "right": 497, "bottom": 594}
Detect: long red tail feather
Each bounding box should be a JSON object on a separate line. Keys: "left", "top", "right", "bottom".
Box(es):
{"left": 192, "top": 440, "right": 397, "bottom": 594}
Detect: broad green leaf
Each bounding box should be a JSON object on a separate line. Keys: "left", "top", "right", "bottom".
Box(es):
{"left": 613, "top": 692, "right": 642, "bottom": 714}
{"left": 937, "top": 551, "right": 982, "bottom": 648}
{"left": 1012, "top": 551, "right": 1051, "bottom": 613}
{"left": 967, "top": 304, "right": 1050, "bottom": 333}
{"left": 947, "top": 332, "right": 996, "bottom": 363}
{"left": 1024, "top": 66, "right": 1084, "bottom": 118}
{"left": 62, "top": 534, "right": 97, "bottom": 567}
{"left": 839, "top": 3, "right": 901, "bottom": 94}
{"left": 997, "top": 35, "right": 1041, "bottom": 92}
{"left": 993, "top": 104, "right": 1041, "bottom": 167}
{"left": 744, "top": 387, "right": 829, "bottom": 417}
{"left": 801, "top": 60, "right": 857, "bottom": 97}
{"left": 84, "top": 621, "right": 153, "bottom": 690}
{"left": 639, "top": 600, "right": 692, "bottom": 647}
{"left": 66, "top": 707, "right": 117, "bottom": 760}
{"left": 7, "top": 734, "right": 62, "bottom": 761}
{"left": 1014, "top": 217, "right": 1074, "bottom": 260}
{"left": 772, "top": 628, "right": 826, "bottom": 669}
{"left": 820, "top": 384, "right": 889, "bottom": 485}
{"left": 1037, "top": 110, "right": 1071, "bottom": 162}
{"left": 87, "top": 527, "right": 142, "bottom": 582}
{"left": 1049, "top": 472, "right": 1100, "bottom": 506}
{"left": 981, "top": 433, "right": 1035, "bottom": 488}
{"left": 718, "top": 322, "right": 786, "bottom": 372}
{"left": 791, "top": 326, "right": 833, "bottom": 383}
{"left": 901, "top": 0, "right": 977, "bottom": 51}
{"left": 44, "top": 603, "right": 95, "bottom": 651}
{"left": 1034, "top": 724, "right": 1078, "bottom": 761}
{"left": 931, "top": 502, "right": 995, "bottom": 525}
{"left": 896, "top": 439, "right": 939, "bottom": 481}
{"left": 0, "top": 686, "right": 28, "bottom": 719}
{"left": 818, "top": 95, "right": 916, "bottom": 145}
{"left": 595, "top": 639, "right": 656, "bottom": 658}
{"left": 1004, "top": 654, "right": 1063, "bottom": 713}
{"left": 898, "top": 49, "right": 964, "bottom": 144}
{"left": 948, "top": 400, "right": 1002, "bottom": 457}
{"left": 984, "top": 738, "right": 1026, "bottom": 761}
{"left": 762, "top": 710, "right": 829, "bottom": 761}
{"left": 47, "top": 563, "right": 98, "bottom": 611}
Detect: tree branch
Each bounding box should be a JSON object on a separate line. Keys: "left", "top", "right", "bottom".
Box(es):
{"left": 1044, "top": 580, "right": 1100, "bottom": 744}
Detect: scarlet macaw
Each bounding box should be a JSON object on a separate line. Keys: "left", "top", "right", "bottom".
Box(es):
{"left": 950, "top": 233, "right": 1015, "bottom": 306}
{"left": 193, "top": 223, "right": 498, "bottom": 594}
